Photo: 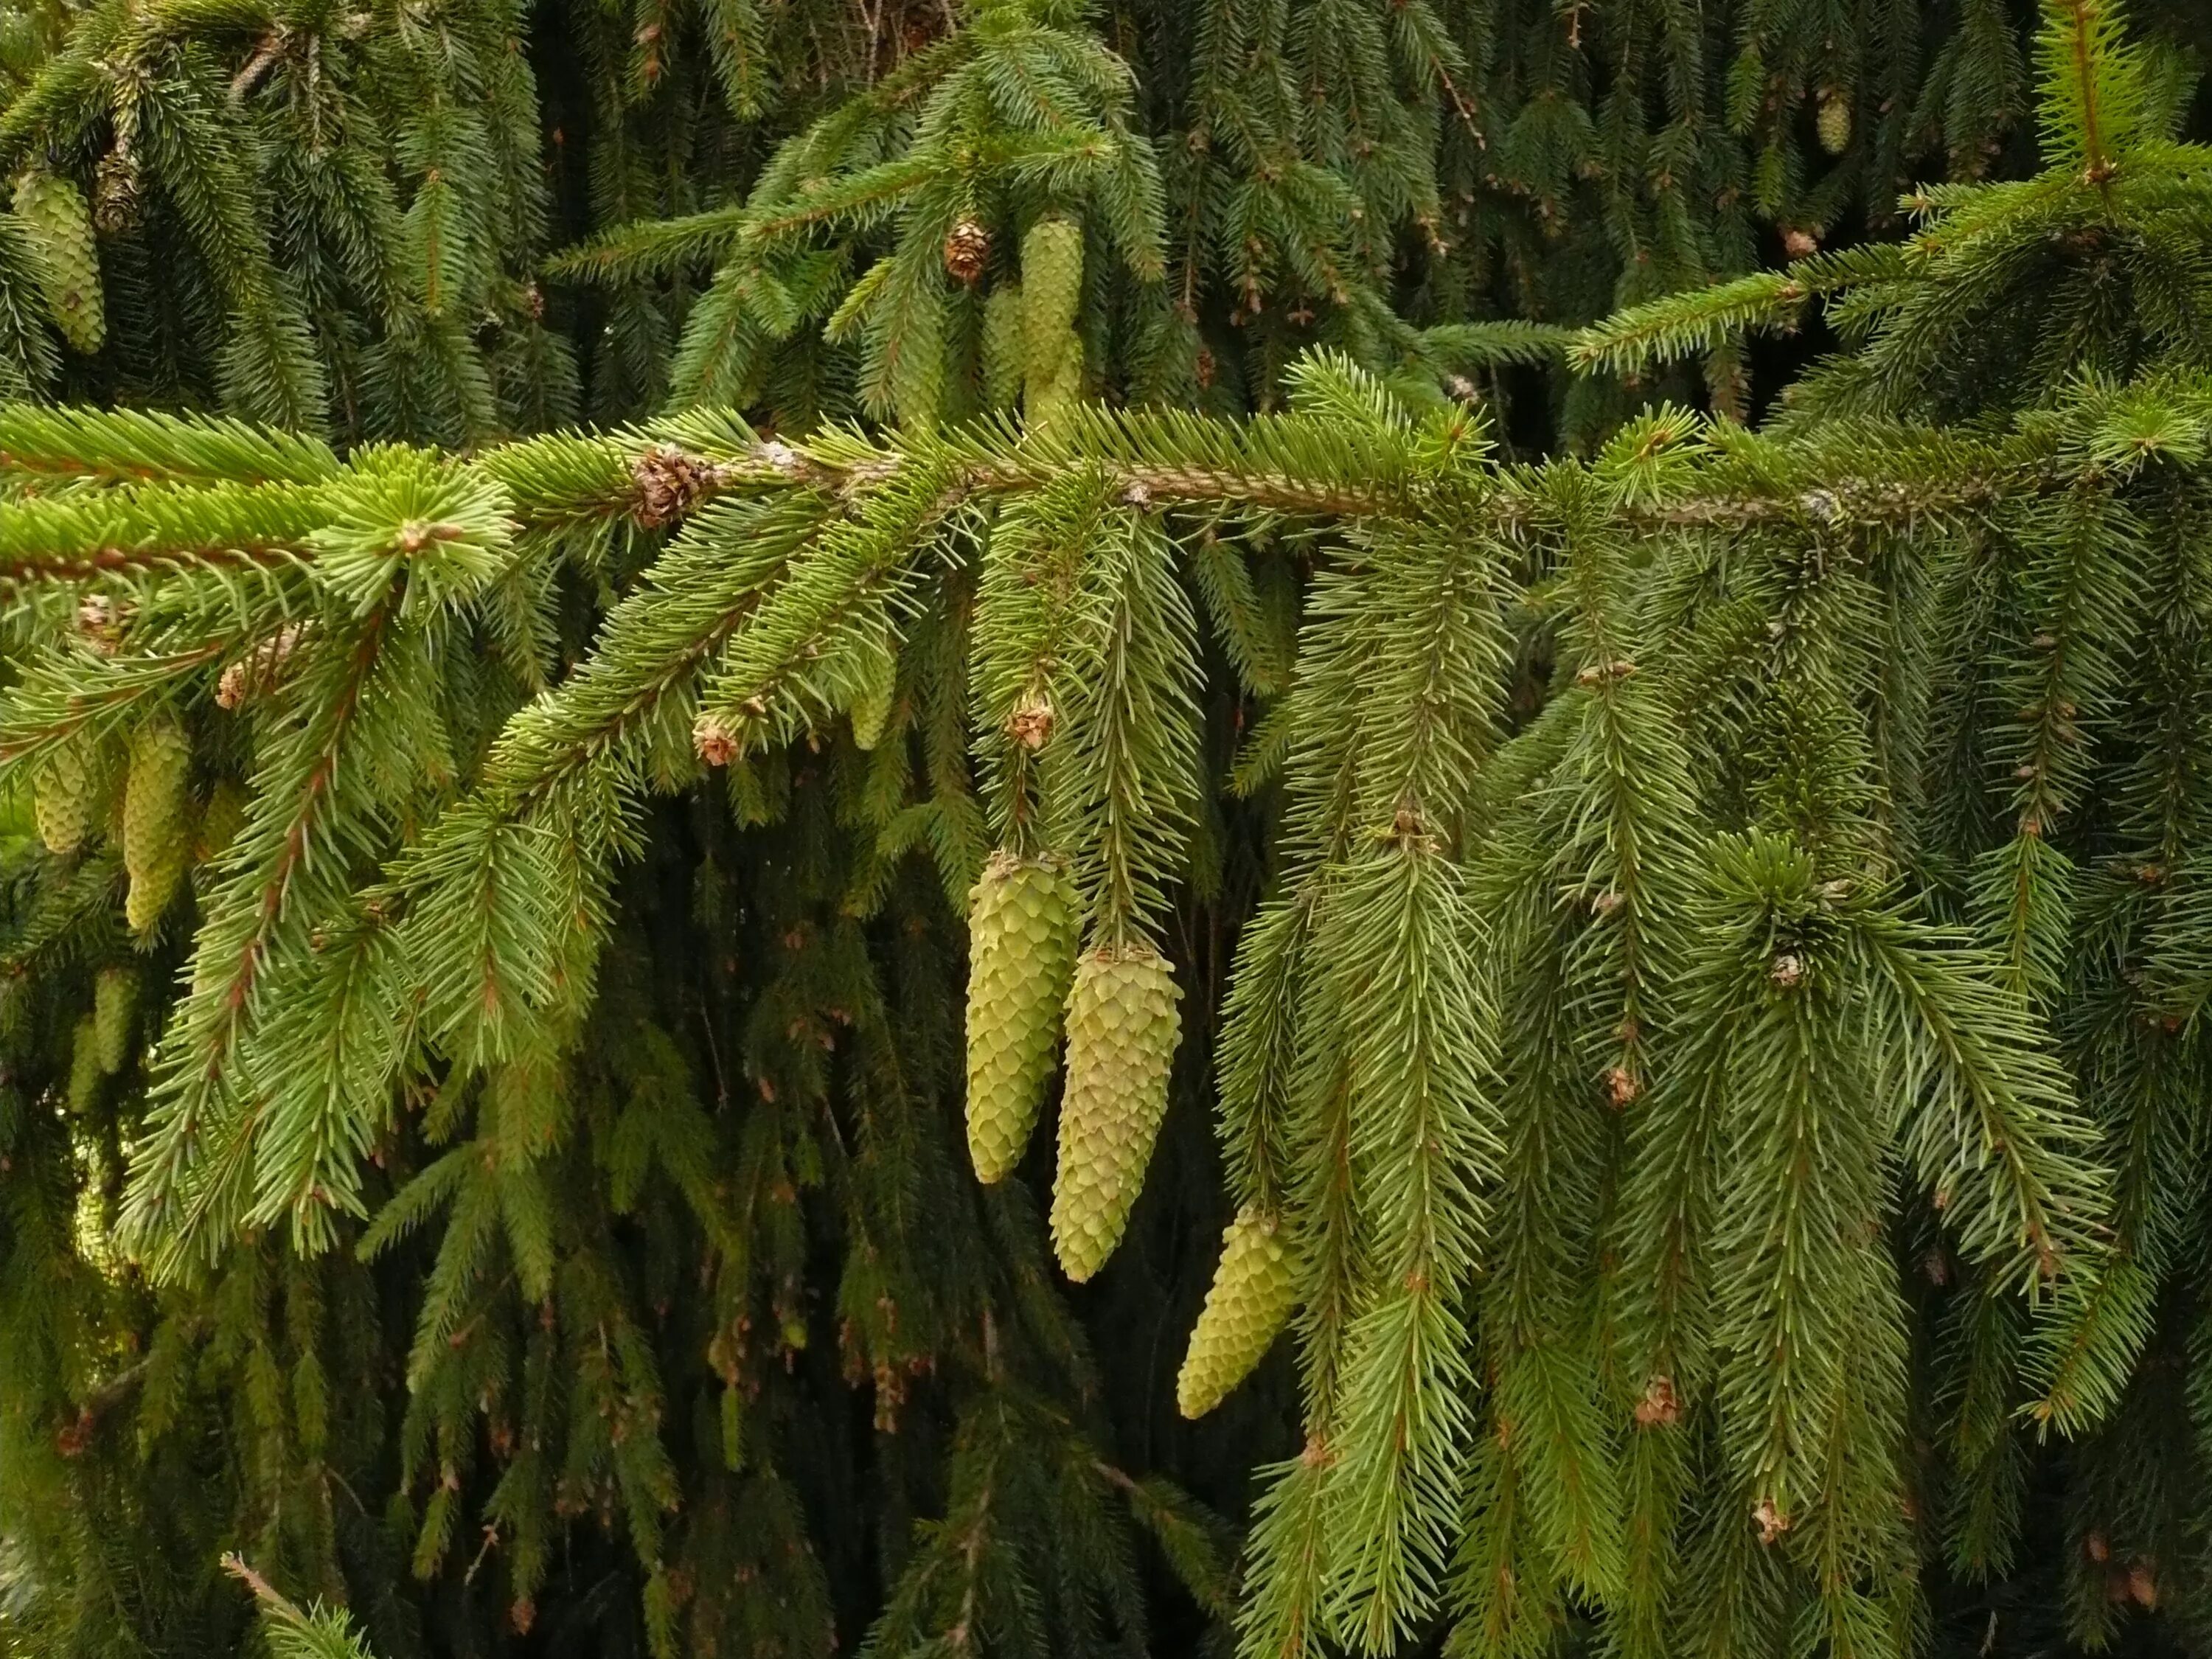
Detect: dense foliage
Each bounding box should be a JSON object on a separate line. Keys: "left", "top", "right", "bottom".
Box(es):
{"left": 4, "top": 1, "right": 2212, "bottom": 1657}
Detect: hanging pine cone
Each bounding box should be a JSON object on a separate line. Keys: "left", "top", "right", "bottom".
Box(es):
{"left": 193, "top": 778, "right": 248, "bottom": 864}
{"left": 122, "top": 717, "right": 191, "bottom": 935}
{"left": 66, "top": 1015, "right": 102, "bottom": 1115}
{"left": 964, "top": 853, "right": 1081, "bottom": 1183}
{"left": 848, "top": 640, "right": 897, "bottom": 751}
{"left": 981, "top": 283, "right": 1023, "bottom": 410}
{"left": 14, "top": 170, "right": 105, "bottom": 352}
{"left": 34, "top": 737, "right": 98, "bottom": 855}
{"left": 942, "top": 218, "right": 990, "bottom": 285}
{"left": 1051, "top": 942, "right": 1181, "bottom": 1280}
{"left": 91, "top": 145, "right": 139, "bottom": 236}
{"left": 1175, "top": 1207, "right": 1295, "bottom": 1418}
{"left": 1815, "top": 88, "right": 1852, "bottom": 156}
{"left": 93, "top": 966, "right": 136, "bottom": 1074}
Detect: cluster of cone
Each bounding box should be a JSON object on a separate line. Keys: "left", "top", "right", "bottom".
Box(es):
{"left": 979, "top": 217, "right": 1084, "bottom": 425}
{"left": 35, "top": 716, "right": 246, "bottom": 938}
{"left": 962, "top": 853, "right": 1294, "bottom": 1416}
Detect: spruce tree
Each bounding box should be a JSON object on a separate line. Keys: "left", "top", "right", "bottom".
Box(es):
{"left": 4, "top": 1, "right": 2212, "bottom": 1658}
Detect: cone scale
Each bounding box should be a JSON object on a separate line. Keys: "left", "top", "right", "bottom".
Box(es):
{"left": 1050, "top": 942, "right": 1181, "bottom": 1281}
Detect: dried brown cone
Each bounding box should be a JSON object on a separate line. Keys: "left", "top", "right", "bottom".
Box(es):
{"left": 633, "top": 444, "right": 720, "bottom": 529}
{"left": 92, "top": 145, "right": 140, "bottom": 235}
{"left": 695, "top": 714, "right": 740, "bottom": 768}
{"left": 218, "top": 622, "right": 309, "bottom": 709}
{"left": 943, "top": 218, "right": 990, "bottom": 285}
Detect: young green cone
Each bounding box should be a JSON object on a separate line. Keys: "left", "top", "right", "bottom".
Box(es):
{"left": 1176, "top": 1208, "right": 1295, "bottom": 1418}
{"left": 1050, "top": 943, "right": 1181, "bottom": 1281}
{"left": 93, "top": 967, "right": 136, "bottom": 1074}
{"left": 13, "top": 170, "right": 104, "bottom": 352}
{"left": 964, "top": 853, "right": 1080, "bottom": 1183}
{"left": 33, "top": 738, "right": 97, "bottom": 855}
{"left": 122, "top": 717, "right": 190, "bottom": 935}
{"left": 1019, "top": 217, "right": 1082, "bottom": 428}
{"left": 66, "top": 1015, "right": 102, "bottom": 1114}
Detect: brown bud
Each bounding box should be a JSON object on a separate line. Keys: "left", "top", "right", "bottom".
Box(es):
{"left": 1008, "top": 698, "right": 1055, "bottom": 750}
{"left": 1770, "top": 953, "right": 1805, "bottom": 988}
{"left": 1632, "top": 1374, "right": 1680, "bottom": 1427}
{"left": 1751, "top": 1496, "right": 1791, "bottom": 1544}
{"left": 695, "top": 714, "right": 740, "bottom": 768}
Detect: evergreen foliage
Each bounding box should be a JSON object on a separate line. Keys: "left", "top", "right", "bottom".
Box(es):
{"left": 5, "top": 1, "right": 2212, "bottom": 1658}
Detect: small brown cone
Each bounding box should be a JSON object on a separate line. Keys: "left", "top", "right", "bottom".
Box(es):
{"left": 122, "top": 717, "right": 190, "bottom": 935}
{"left": 1176, "top": 1208, "right": 1295, "bottom": 1418}
{"left": 964, "top": 853, "right": 1080, "bottom": 1183}
{"left": 1050, "top": 942, "right": 1181, "bottom": 1280}
{"left": 942, "top": 218, "right": 990, "bottom": 284}
{"left": 33, "top": 737, "right": 97, "bottom": 855}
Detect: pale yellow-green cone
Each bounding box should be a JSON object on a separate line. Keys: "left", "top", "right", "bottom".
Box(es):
{"left": 14, "top": 170, "right": 104, "bottom": 352}
{"left": 122, "top": 717, "right": 190, "bottom": 934}
{"left": 1176, "top": 1207, "right": 1295, "bottom": 1418}
{"left": 93, "top": 965, "right": 136, "bottom": 1074}
{"left": 33, "top": 737, "right": 97, "bottom": 855}
{"left": 964, "top": 852, "right": 1080, "bottom": 1183}
{"left": 1050, "top": 943, "right": 1181, "bottom": 1281}
{"left": 1815, "top": 91, "right": 1851, "bottom": 156}
{"left": 1019, "top": 218, "right": 1082, "bottom": 427}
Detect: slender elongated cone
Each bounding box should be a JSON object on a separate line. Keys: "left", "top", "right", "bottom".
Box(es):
{"left": 1050, "top": 943, "right": 1181, "bottom": 1281}
{"left": 964, "top": 853, "right": 1081, "bottom": 1183}
{"left": 1177, "top": 1208, "right": 1296, "bottom": 1418}
{"left": 33, "top": 738, "right": 97, "bottom": 855}
{"left": 13, "top": 170, "right": 104, "bottom": 352}
{"left": 122, "top": 717, "right": 190, "bottom": 934}
{"left": 93, "top": 967, "right": 136, "bottom": 1074}
{"left": 66, "top": 1015, "right": 102, "bottom": 1114}
{"left": 981, "top": 284, "right": 1023, "bottom": 410}
{"left": 848, "top": 630, "right": 896, "bottom": 751}
{"left": 194, "top": 778, "right": 248, "bottom": 863}
{"left": 1020, "top": 217, "right": 1082, "bottom": 428}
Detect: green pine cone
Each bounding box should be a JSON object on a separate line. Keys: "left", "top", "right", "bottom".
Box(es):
{"left": 1176, "top": 1207, "right": 1295, "bottom": 1418}
{"left": 1019, "top": 216, "right": 1082, "bottom": 420}
{"left": 14, "top": 170, "right": 104, "bottom": 352}
{"left": 194, "top": 777, "right": 249, "bottom": 863}
{"left": 122, "top": 717, "right": 191, "bottom": 934}
{"left": 33, "top": 737, "right": 97, "bottom": 855}
{"left": 66, "top": 1014, "right": 102, "bottom": 1114}
{"left": 1050, "top": 942, "right": 1182, "bottom": 1281}
{"left": 848, "top": 632, "right": 896, "bottom": 751}
{"left": 981, "top": 283, "right": 1024, "bottom": 410}
{"left": 964, "top": 852, "right": 1081, "bottom": 1183}
{"left": 93, "top": 966, "right": 136, "bottom": 1074}
{"left": 1815, "top": 91, "right": 1851, "bottom": 156}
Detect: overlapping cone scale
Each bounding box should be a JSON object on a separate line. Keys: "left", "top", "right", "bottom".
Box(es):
{"left": 1176, "top": 1207, "right": 1296, "bottom": 1419}
{"left": 122, "top": 718, "right": 190, "bottom": 934}
{"left": 33, "top": 739, "right": 96, "bottom": 855}
{"left": 964, "top": 853, "right": 1080, "bottom": 1183}
{"left": 1050, "top": 943, "right": 1181, "bottom": 1281}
